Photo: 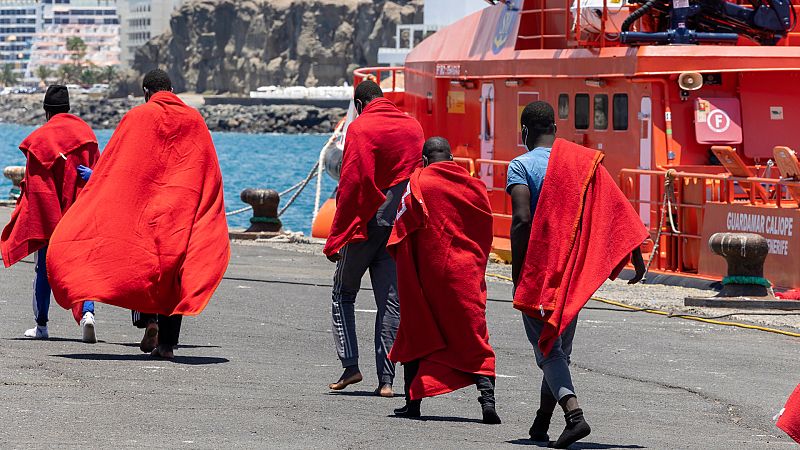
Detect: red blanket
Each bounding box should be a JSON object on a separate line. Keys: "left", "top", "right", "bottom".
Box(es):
{"left": 513, "top": 139, "right": 649, "bottom": 356}
{"left": 778, "top": 384, "right": 800, "bottom": 443}
{"left": 323, "top": 98, "right": 423, "bottom": 256}
{"left": 47, "top": 91, "right": 230, "bottom": 316}
{"left": 388, "top": 162, "right": 496, "bottom": 400}
{"left": 1, "top": 114, "right": 99, "bottom": 268}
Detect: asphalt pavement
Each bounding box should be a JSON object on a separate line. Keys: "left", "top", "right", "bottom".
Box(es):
{"left": 0, "top": 223, "right": 798, "bottom": 448}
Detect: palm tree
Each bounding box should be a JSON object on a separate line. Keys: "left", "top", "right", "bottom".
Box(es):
{"left": 0, "top": 64, "right": 18, "bottom": 87}
{"left": 35, "top": 65, "right": 51, "bottom": 87}
{"left": 101, "top": 65, "right": 117, "bottom": 84}
{"left": 79, "top": 68, "right": 97, "bottom": 86}
{"left": 57, "top": 64, "right": 76, "bottom": 84}
{"left": 66, "top": 37, "right": 87, "bottom": 70}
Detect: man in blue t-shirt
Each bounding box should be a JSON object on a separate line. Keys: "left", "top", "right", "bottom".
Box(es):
{"left": 508, "top": 101, "right": 646, "bottom": 448}
{"left": 506, "top": 101, "right": 586, "bottom": 448}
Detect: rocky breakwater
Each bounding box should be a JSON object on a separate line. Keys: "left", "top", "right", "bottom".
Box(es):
{"left": 133, "top": 0, "right": 422, "bottom": 94}
{"left": 0, "top": 95, "right": 344, "bottom": 134}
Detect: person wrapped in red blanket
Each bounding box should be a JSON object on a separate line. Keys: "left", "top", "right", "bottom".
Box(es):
{"left": 323, "top": 81, "right": 424, "bottom": 397}
{"left": 388, "top": 137, "right": 501, "bottom": 424}
{"left": 47, "top": 70, "right": 230, "bottom": 359}
{"left": 778, "top": 384, "right": 800, "bottom": 443}
{"left": 508, "top": 102, "right": 647, "bottom": 448}
{"left": 1, "top": 85, "right": 100, "bottom": 342}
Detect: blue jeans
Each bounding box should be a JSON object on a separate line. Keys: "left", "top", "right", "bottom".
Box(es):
{"left": 522, "top": 313, "right": 578, "bottom": 401}
{"left": 33, "top": 246, "right": 94, "bottom": 326}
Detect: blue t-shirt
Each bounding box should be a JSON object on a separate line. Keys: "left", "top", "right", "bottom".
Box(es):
{"left": 505, "top": 147, "right": 552, "bottom": 217}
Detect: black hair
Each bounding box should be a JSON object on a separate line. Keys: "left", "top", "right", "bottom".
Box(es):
{"left": 45, "top": 105, "right": 70, "bottom": 115}
{"left": 354, "top": 80, "right": 383, "bottom": 105}
{"left": 422, "top": 136, "right": 451, "bottom": 158}
{"left": 520, "top": 101, "right": 555, "bottom": 136}
{"left": 142, "top": 69, "right": 172, "bottom": 93}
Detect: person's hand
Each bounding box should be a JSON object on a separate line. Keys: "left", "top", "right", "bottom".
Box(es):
{"left": 77, "top": 165, "right": 93, "bottom": 181}
{"left": 327, "top": 252, "right": 342, "bottom": 263}
{"left": 628, "top": 247, "right": 646, "bottom": 284}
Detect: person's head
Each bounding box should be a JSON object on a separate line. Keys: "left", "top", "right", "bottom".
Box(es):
{"left": 142, "top": 69, "right": 172, "bottom": 102}
{"left": 520, "top": 101, "right": 557, "bottom": 151}
{"left": 43, "top": 85, "right": 70, "bottom": 121}
{"left": 353, "top": 80, "right": 383, "bottom": 115}
{"left": 422, "top": 136, "right": 453, "bottom": 167}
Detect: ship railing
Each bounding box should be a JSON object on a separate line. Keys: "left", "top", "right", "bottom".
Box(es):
{"left": 620, "top": 168, "right": 800, "bottom": 274}
{"left": 353, "top": 66, "right": 405, "bottom": 93}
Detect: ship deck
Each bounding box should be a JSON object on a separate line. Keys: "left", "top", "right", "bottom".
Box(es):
{"left": 0, "top": 206, "right": 798, "bottom": 448}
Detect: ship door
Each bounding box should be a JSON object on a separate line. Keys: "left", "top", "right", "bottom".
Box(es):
{"left": 480, "top": 83, "right": 495, "bottom": 188}
{"left": 638, "top": 96, "right": 653, "bottom": 227}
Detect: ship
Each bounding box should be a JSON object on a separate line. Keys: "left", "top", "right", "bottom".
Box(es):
{"left": 314, "top": 0, "right": 800, "bottom": 289}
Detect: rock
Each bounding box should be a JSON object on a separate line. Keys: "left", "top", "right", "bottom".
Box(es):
{"left": 0, "top": 94, "right": 345, "bottom": 134}
{"left": 133, "top": 0, "right": 423, "bottom": 94}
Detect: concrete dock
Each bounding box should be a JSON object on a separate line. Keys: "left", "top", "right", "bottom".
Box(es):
{"left": 0, "top": 207, "right": 798, "bottom": 448}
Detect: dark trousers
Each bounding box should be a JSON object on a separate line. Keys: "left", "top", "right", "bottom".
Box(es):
{"left": 132, "top": 311, "right": 183, "bottom": 347}
{"left": 331, "top": 224, "right": 400, "bottom": 385}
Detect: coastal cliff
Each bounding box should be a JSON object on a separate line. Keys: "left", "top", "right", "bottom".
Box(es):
{"left": 133, "top": 0, "right": 422, "bottom": 94}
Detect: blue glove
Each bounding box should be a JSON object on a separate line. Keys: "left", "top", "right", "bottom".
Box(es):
{"left": 77, "top": 165, "right": 93, "bottom": 181}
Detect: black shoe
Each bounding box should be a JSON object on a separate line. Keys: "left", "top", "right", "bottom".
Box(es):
{"left": 553, "top": 408, "right": 591, "bottom": 449}
{"left": 476, "top": 377, "right": 501, "bottom": 425}
{"left": 529, "top": 408, "right": 553, "bottom": 442}
{"left": 481, "top": 405, "right": 502, "bottom": 425}
{"left": 394, "top": 400, "right": 421, "bottom": 418}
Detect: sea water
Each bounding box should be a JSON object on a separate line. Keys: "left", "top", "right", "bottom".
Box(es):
{"left": 0, "top": 124, "right": 335, "bottom": 234}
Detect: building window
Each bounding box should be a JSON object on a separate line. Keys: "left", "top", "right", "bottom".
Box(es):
{"left": 594, "top": 94, "right": 608, "bottom": 130}
{"left": 575, "top": 94, "right": 589, "bottom": 130}
{"left": 613, "top": 94, "right": 629, "bottom": 131}
{"left": 558, "top": 93, "right": 569, "bottom": 120}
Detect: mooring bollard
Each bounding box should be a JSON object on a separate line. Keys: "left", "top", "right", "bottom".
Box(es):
{"left": 3, "top": 166, "right": 24, "bottom": 200}
{"left": 240, "top": 188, "right": 282, "bottom": 233}
{"left": 709, "top": 232, "right": 771, "bottom": 297}
{"left": 684, "top": 232, "right": 800, "bottom": 309}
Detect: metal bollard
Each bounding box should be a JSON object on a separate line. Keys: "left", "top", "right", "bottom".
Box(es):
{"left": 3, "top": 166, "right": 24, "bottom": 200}
{"left": 240, "top": 188, "right": 282, "bottom": 233}
{"left": 709, "top": 232, "right": 772, "bottom": 298}
{"left": 684, "top": 232, "right": 800, "bottom": 309}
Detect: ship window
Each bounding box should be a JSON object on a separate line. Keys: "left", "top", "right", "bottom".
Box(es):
{"left": 575, "top": 94, "right": 590, "bottom": 130}
{"left": 594, "top": 94, "right": 608, "bottom": 130}
{"left": 558, "top": 94, "right": 569, "bottom": 119}
{"left": 613, "top": 94, "right": 629, "bottom": 130}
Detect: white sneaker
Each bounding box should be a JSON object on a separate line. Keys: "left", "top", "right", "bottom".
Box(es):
{"left": 23, "top": 325, "right": 48, "bottom": 339}
{"left": 80, "top": 312, "right": 97, "bottom": 344}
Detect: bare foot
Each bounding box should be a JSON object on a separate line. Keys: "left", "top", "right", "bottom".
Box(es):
{"left": 140, "top": 322, "right": 159, "bottom": 353}
{"left": 375, "top": 384, "right": 394, "bottom": 398}
{"left": 328, "top": 368, "right": 363, "bottom": 390}
{"left": 150, "top": 344, "right": 174, "bottom": 360}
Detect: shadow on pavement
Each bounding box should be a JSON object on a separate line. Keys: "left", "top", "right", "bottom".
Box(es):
{"left": 326, "top": 390, "right": 381, "bottom": 397}
{"left": 8, "top": 337, "right": 105, "bottom": 344}
{"left": 507, "top": 439, "right": 646, "bottom": 449}
{"left": 53, "top": 353, "right": 229, "bottom": 365}
{"left": 389, "top": 415, "right": 483, "bottom": 424}
{"left": 111, "top": 342, "right": 222, "bottom": 349}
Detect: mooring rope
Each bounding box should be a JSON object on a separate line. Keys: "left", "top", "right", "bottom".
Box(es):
{"left": 278, "top": 161, "right": 320, "bottom": 217}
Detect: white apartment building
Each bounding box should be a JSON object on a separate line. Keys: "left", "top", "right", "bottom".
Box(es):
{"left": 378, "top": 0, "right": 488, "bottom": 66}
{"left": 118, "top": 0, "right": 182, "bottom": 68}
{"left": 26, "top": 0, "right": 120, "bottom": 79}
{"left": 0, "top": 0, "right": 37, "bottom": 77}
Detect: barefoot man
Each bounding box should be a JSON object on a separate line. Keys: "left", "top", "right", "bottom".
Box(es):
{"left": 46, "top": 69, "right": 230, "bottom": 359}
{"left": 508, "top": 101, "right": 648, "bottom": 448}
{"left": 1, "top": 85, "right": 100, "bottom": 343}
{"left": 323, "top": 80, "right": 424, "bottom": 397}
{"left": 388, "top": 137, "right": 501, "bottom": 424}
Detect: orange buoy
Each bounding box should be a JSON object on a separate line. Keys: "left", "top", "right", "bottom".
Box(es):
{"left": 312, "top": 197, "right": 337, "bottom": 238}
